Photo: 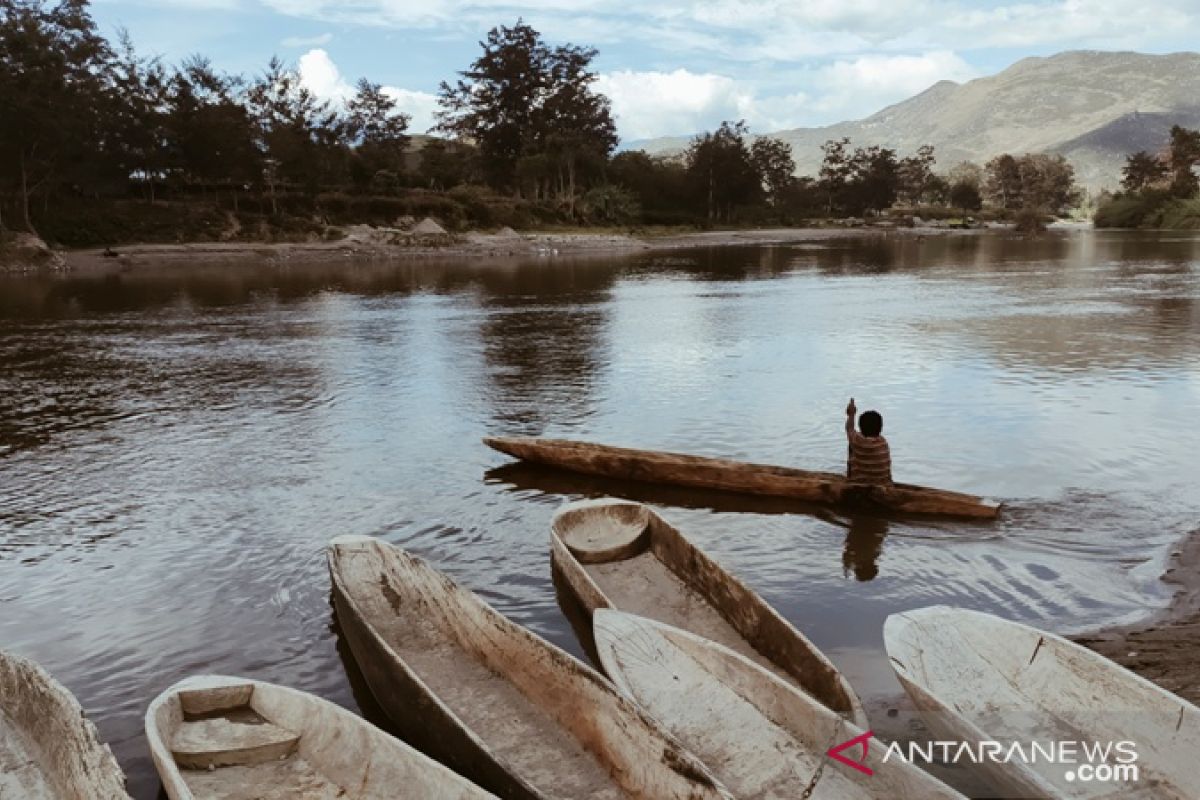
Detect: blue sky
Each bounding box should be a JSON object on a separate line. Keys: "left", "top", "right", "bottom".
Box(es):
{"left": 91, "top": 0, "right": 1200, "bottom": 142}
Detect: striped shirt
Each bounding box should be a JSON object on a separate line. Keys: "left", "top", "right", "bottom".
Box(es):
{"left": 847, "top": 430, "right": 892, "bottom": 485}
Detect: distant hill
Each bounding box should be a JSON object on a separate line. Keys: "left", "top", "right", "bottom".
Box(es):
{"left": 633, "top": 51, "right": 1200, "bottom": 190}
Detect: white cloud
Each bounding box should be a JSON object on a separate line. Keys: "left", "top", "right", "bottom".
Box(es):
{"left": 252, "top": 0, "right": 1200, "bottom": 58}
{"left": 811, "top": 51, "right": 978, "bottom": 117}
{"left": 296, "top": 48, "right": 440, "bottom": 133}
{"left": 297, "top": 48, "right": 354, "bottom": 100}
{"left": 595, "top": 70, "right": 752, "bottom": 140}
{"left": 382, "top": 87, "right": 441, "bottom": 135}
{"left": 597, "top": 54, "right": 975, "bottom": 140}
{"left": 281, "top": 32, "right": 333, "bottom": 48}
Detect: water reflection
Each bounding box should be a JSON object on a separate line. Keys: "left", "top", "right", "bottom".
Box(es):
{"left": 841, "top": 515, "right": 891, "bottom": 581}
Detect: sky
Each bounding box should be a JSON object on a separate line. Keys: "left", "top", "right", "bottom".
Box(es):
{"left": 90, "top": 0, "right": 1200, "bottom": 144}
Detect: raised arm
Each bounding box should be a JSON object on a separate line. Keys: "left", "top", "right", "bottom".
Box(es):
{"left": 845, "top": 397, "right": 857, "bottom": 439}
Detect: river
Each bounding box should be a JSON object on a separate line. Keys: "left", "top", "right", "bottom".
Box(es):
{"left": 2, "top": 229, "right": 1198, "bottom": 797}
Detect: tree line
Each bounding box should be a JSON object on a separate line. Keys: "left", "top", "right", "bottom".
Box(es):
{"left": 1, "top": 1, "right": 1083, "bottom": 246}
{"left": 1094, "top": 125, "right": 1200, "bottom": 229}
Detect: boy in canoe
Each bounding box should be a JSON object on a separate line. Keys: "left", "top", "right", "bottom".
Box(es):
{"left": 845, "top": 398, "right": 892, "bottom": 485}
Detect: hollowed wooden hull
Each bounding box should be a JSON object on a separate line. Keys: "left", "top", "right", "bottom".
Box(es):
{"left": 485, "top": 436, "right": 1000, "bottom": 520}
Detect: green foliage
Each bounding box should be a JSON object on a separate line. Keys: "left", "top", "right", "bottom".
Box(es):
{"left": 1095, "top": 192, "right": 1200, "bottom": 230}
{"left": 435, "top": 20, "right": 616, "bottom": 196}
{"left": 985, "top": 153, "right": 1080, "bottom": 215}
{"left": 1013, "top": 206, "right": 1047, "bottom": 234}
{"left": 346, "top": 78, "right": 410, "bottom": 185}
{"left": 897, "top": 144, "right": 939, "bottom": 205}
{"left": 948, "top": 179, "right": 983, "bottom": 211}
{"left": 1121, "top": 151, "right": 1168, "bottom": 193}
{"left": 579, "top": 185, "right": 639, "bottom": 224}
{"left": 686, "top": 120, "right": 763, "bottom": 223}
{"left": 817, "top": 138, "right": 915, "bottom": 216}
{"left": 1093, "top": 194, "right": 1159, "bottom": 228}
{"left": 1168, "top": 125, "right": 1200, "bottom": 197}
{"left": 750, "top": 136, "right": 795, "bottom": 207}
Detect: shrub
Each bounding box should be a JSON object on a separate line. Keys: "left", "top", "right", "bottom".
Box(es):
{"left": 1093, "top": 193, "right": 1160, "bottom": 228}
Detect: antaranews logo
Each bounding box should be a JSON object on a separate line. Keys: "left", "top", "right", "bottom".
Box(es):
{"left": 825, "top": 731, "right": 1140, "bottom": 787}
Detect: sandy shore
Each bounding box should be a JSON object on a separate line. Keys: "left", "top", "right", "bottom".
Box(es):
{"left": 51, "top": 225, "right": 988, "bottom": 272}
{"left": 1074, "top": 527, "right": 1200, "bottom": 704}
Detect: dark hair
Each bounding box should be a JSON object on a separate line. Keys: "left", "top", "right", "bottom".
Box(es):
{"left": 859, "top": 410, "right": 883, "bottom": 437}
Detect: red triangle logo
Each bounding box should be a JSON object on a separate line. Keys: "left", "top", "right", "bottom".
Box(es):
{"left": 827, "top": 730, "right": 875, "bottom": 776}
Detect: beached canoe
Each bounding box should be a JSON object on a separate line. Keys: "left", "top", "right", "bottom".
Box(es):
{"left": 0, "top": 650, "right": 129, "bottom": 800}
{"left": 552, "top": 498, "right": 868, "bottom": 727}
{"left": 146, "top": 674, "right": 493, "bottom": 800}
{"left": 594, "top": 611, "right": 965, "bottom": 799}
{"left": 328, "top": 535, "right": 733, "bottom": 800}
{"left": 484, "top": 436, "right": 1001, "bottom": 519}
{"left": 885, "top": 606, "right": 1200, "bottom": 798}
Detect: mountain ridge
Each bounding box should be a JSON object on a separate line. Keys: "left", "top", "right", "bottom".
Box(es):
{"left": 631, "top": 50, "right": 1200, "bottom": 189}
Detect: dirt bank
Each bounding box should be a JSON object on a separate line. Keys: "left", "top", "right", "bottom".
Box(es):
{"left": 1074, "top": 528, "right": 1200, "bottom": 704}
{"left": 51, "top": 225, "right": 990, "bottom": 272}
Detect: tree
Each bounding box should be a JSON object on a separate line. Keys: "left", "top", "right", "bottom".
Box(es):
{"left": 608, "top": 150, "right": 690, "bottom": 223}
{"left": 948, "top": 179, "right": 983, "bottom": 211}
{"left": 984, "top": 154, "right": 1023, "bottom": 210}
{"left": 1167, "top": 125, "right": 1200, "bottom": 198}
{"left": 897, "top": 144, "right": 937, "bottom": 205}
{"left": 818, "top": 137, "right": 852, "bottom": 214}
{"left": 1120, "top": 150, "right": 1168, "bottom": 194}
{"left": 946, "top": 161, "right": 984, "bottom": 190}
{"left": 246, "top": 57, "right": 346, "bottom": 205}
{"left": 108, "top": 29, "right": 171, "bottom": 201}
{"left": 750, "top": 136, "right": 795, "bottom": 207}
{"left": 346, "top": 78, "right": 409, "bottom": 189}
{"left": 685, "top": 120, "right": 761, "bottom": 223}
{"left": 984, "top": 152, "right": 1080, "bottom": 216}
{"left": 538, "top": 42, "right": 617, "bottom": 212}
{"left": 168, "top": 56, "right": 261, "bottom": 200}
{"left": 0, "top": 0, "right": 114, "bottom": 233}
{"left": 418, "top": 139, "right": 476, "bottom": 190}
{"left": 1017, "top": 153, "right": 1080, "bottom": 214}
{"left": 845, "top": 145, "right": 900, "bottom": 215}
{"left": 436, "top": 20, "right": 616, "bottom": 196}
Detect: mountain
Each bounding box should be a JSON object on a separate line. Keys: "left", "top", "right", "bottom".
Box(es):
{"left": 633, "top": 51, "right": 1200, "bottom": 190}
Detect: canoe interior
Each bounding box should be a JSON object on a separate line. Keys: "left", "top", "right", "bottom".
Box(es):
{"left": 552, "top": 499, "right": 867, "bottom": 726}
{"left": 327, "top": 536, "right": 730, "bottom": 800}
{"left": 146, "top": 676, "right": 492, "bottom": 800}
{"left": 0, "top": 651, "right": 128, "bottom": 800}
{"left": 595, "top": 611, "right": 963, "bottom": 800}
{"left": 886, "top": 607, "right": 1200, "bottom": 798}
{"left": 485, "top": 436, "right": 1001, "bottom": 519}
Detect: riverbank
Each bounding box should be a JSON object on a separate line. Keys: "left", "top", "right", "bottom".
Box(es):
{"left": 41, "top": 224, "right": 1008, "bottom": 273}
{"left": 1075, "top": 528, "right": 1200, "bottom": 704}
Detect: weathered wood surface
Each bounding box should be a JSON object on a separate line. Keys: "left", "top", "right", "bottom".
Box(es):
{"left": 485, "top": 436, "right": 1001, "bottom": 519}
{"left": 327, "top": 534, "right": 734, "bottom": 800}
{"left": 885, "top": 606, "right": 1200, "bottom": 799}
{"left": 0, "top": 650, "right": 129, "bottom": 800}
{"left": 552, "top": 498, "right": 868, "bottom": 727}
{"left": 146, "top": 674, "right": 495, "bottom": 800}
{"left": 594, "top": 611, "right": 965, "bottom": 799}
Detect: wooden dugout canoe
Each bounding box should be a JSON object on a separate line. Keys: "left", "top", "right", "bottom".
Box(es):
{"left": 146, "top": 675, "right": 493, "bottom": 800}
{"left": 595, "top": 611, "right": 965, "bottom": 799}
{"left": 484, "top": 436, "right": 1001, "bottom": 520}
{"left": 327, "top": 535, "right": 733, "bottom": 800}
{"left": 0, "top": 650, "right": 129, "bottom": 800}
{"left": 885, "top": 606, "right": 1200, "bottom": 798}
{"left": 552, "top": 498, "right": 868, "bottom": 727}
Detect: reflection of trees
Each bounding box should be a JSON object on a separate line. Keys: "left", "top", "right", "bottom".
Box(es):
{"left": 475, "top": 262, "right": 615, "bottom": 430}
{"left": 842, "top": 514, "right": 889, "bottom": 581}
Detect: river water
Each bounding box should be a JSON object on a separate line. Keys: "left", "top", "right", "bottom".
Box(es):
{"left": 2, "top": 230, "right": 1198, "bottom": 797}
